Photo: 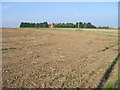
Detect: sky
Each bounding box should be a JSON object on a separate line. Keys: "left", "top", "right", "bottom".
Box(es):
{"left": 2, "top": 2, "right": 118, "bottom": 28}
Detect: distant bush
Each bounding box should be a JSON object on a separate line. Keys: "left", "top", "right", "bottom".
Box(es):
{"left": 97, "top": 26, "right": 110, "bottom": 29}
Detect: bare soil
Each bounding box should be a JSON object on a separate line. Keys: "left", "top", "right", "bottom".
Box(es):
{"left": 2, "top": 28, "right": 118, "bottom": 88}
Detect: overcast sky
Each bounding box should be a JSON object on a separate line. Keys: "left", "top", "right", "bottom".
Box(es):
{"left": 2, "top": 2, "right": 118, "bottom": 28}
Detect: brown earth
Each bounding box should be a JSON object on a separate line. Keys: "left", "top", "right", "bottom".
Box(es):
{"left": 2, "top": 28, "right": 118, "bottom": 88}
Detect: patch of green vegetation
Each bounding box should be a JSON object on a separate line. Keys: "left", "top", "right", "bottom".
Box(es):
{"left": 52, "top": 77, "right": 59, "bottom": 81}
{"left": 33, "top": 44, "right": 44, "bottom": 47}
{"left": 20, "top": 28, "right": 83, "bottom": 32}
{"left": 84, "top": 56, "right": 88, "bottom": 59}
{"left": 65, "top": 75, "right": 75, "bottom": 80}
{"left": 10, "top": 48, "right": 16, "bottom": 49}
{"left": 82, "top": 71, "right": 90, "bottom": 74}
{"left": 51, "top": 29, "right": 83, "bottom": 32}
{"left": 105, "top": 83, "right": 114, "bottom": 89}
{"left": 76, "top": 72, "right": 81, "bottom": 74}
{"left": 118, "top": 74, "right": 120, "bottom": 81}
{"left": 102, "top": 42, "right": 120, "bottom": 51}
{"left": 106, "top": 31, "right": 118, "bottom": 34}
{"left": 85, "top": 80, "right": 89, "bottom": 83}
{"left": 19, "top": 28, "right": 118, "bottom": 37}
{"left": 89, "top": 71, "right": 95, "bottom": 76}
{"left": 38, "top": 74, "right": 46, "bottom": 78}
{"left": 2, "top": 48, "right": 8, "bottom": 50}
{"left": 85, "top": 30, "right": 118, "bottom": 36}
{"left": 59, "top": 88, "right": 67, "bottom": 90}
{"left": 68, "top": 81, "right": 75, "bottom": 85}
{"left": 62, "top": 80, "right": 76, "bottom": 88}
{"left": 105, "top": 74, "right": 120, "bottom": 89}
{"left": 2, "top": 48, "right": 16, "bottom": 51}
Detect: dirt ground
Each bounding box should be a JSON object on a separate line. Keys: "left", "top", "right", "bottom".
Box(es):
{"left": 2, "top": 28, "right": 118, "bottom": 88}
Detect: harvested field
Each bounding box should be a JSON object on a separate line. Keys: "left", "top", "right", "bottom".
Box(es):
{"left": 2, "top": 28, "right": 118, "bottom": 88}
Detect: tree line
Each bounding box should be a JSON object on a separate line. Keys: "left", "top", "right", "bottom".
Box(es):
{"left": 54, "top": 23, "right": 75, "bottom": 28}
{"left": 20, "top": 22, "right": 110, "bottom": 29}
{"left": 20, "top": 22, "right": 48, "bottom": 28}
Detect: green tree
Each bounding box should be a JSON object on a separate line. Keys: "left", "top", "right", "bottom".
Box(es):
{"left": 20, "top": 22, "right": 24, "bottom": 28}
{"left": 44, "top": 22, "right": 48, "bottom": 28}
{"left": 83, "top": 22, "right": 87, "bottom": 28}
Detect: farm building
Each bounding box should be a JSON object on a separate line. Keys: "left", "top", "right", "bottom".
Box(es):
{"left": 48, "top": 24, "right": 54, "bottom": 28}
